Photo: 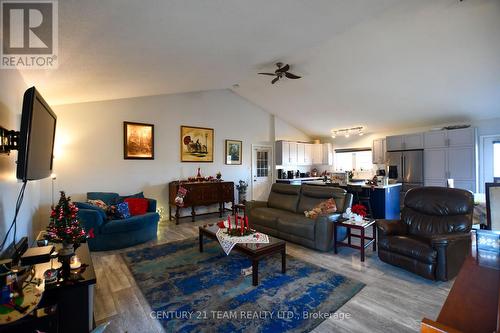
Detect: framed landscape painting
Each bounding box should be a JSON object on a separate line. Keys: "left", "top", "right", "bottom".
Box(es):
{"left": 225, "top": 140, "right": 242, "bottom": 165}
{"left": 180, "top": 126, "right": 214, "bottom": 162}
{"left": 123, "top": 122, "right": 154, "bottom": 159}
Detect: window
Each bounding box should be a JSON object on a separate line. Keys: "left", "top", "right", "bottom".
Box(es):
{"left": 334, "top": 149, "right": 373, "bottom": 172}
{"left": 494, "top": 141, "right": 500, "bottom": 179}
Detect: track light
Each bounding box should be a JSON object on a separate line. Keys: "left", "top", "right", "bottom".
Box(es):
{"left": 330, "top": 126, "right": 365, "bottom": 139}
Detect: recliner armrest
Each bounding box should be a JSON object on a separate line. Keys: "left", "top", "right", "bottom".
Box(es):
{"left": 428, "top": 233, "right": 471, "bottom": 247}
{"left": 376, "top": 219, "right": 408, "bottom": 236}
{"left": 245, "top": 200, "right": 268, "bottom": 211}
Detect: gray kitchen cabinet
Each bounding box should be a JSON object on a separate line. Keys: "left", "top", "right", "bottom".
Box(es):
{"left": 424, "top": 127, "right": 475, "bottom": 149}
{"left": 447, "top": 127, "right": 475, "bottom": 147}
{"left": 386, "top": 133, "right": 423, "bottom": 151}
{"left": 424, "top": 131, "right": 447, "bottom": 148}
{"left": 424, "top": 148, "right": 447, "bottom": 180}
{"left": 386, "top": 135, "right": 404, "bottom": 151}
{"left": 423, "top": 144, "right": 476, "bottom": 192}
{"left": 448, "top": 146, "right": 475, "bottom": 180}
{"left": 372, "top": 138, "right": 386, "bottom": 164}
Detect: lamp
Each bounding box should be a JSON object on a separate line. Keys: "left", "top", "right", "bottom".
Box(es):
{"left": 51, "top": 173, "right": 57, "bottom": 206}
{"left": 331, "top": 126, "right": 365, "bottom": 139}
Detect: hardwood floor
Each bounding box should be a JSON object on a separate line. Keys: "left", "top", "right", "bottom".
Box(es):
{"left": 92, "top": 215, "right": 452, "bottom": 333}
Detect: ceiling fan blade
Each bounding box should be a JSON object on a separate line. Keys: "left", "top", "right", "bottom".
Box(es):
{"left": 285, "top": 72, "right": 301, "bottom": 79}
{"left": 275, "top": 64, "right": 290, "bottom": 73}
{"left": 258, "top": 72, "right": 276, "bottom": 76}
{"left": 271, "top": 77, "right": 279, "bottom": 84}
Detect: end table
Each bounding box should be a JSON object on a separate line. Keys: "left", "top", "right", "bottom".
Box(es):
{"left": 333, "top": 218, "right": 376, "bottom": 262}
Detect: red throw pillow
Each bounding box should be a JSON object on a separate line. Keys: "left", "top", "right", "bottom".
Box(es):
{"left": 124, "top": 198, "right": 148, "bottom": 216}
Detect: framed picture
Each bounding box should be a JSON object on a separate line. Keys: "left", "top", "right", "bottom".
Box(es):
{"left": 486, "top": 182, "right": 500, "bottom": 230}
{"left": 123, "top": 122, "right": 154, "bottom": 159}
{"left": 180, "top": 126, "right": 214, "bottom": 162}
{"left": 225, "top": 139, "right": 242, "bottom": 165}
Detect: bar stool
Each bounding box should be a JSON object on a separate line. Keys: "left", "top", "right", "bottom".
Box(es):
{"left": 347, "top": 185, "right": 373, "bottom": 218}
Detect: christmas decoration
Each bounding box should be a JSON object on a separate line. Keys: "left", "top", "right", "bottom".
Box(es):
{"left": 351, "top": 204, "right": 367, "bottom": 218}
{"left": 46, "top": 191, "right": 88, "bottom": 246}
{"left": 174, "top": 186, "right": 188, "bottom": 207}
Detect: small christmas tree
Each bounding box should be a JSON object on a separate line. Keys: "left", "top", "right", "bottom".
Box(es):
{"left": 46, "top": 191, "right": 87, "bottom": 246}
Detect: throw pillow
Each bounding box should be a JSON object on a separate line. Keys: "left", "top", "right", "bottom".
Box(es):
{"left": 124, "top": 198, "right": 148, "bottom": 216}
{"left": 304, "top": 198, "right": 337, "bottom": 219}
{"left": 88, "top": 199, "right": 108, "bottom": 211}
{"left": 115, "top": 202, "right": 131, "bottom": 219}
{"left": 118, "top": 192, "right": 145, "bottom": 203}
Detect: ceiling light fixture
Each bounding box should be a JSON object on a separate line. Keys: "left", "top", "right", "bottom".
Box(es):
{"left": 330, "top": 126, "right": 365, "bottom": 139}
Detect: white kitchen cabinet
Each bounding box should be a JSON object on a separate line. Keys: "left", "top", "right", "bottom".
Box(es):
{"left": 322, "top": 143, "right": 333, "bottom": 165}
{"left": 312, "top": 144, "right": 323, "bottom": 164}
{"left": 424, "top": 179, "right": 447, "bottom": 187}
{"left": 297, "top": 143, "right": 305, "bottom": 165}
{"left": 288, "top": 142, "right": 297, "bottom": 165}
{"left": 424, "top": 131, "right": 447, "bottom": 148}
{"left": 386, "top": 133, "right": 423, "bottom": 151}
{"left": 372, "top": 138, "right": 386, "bottom": 164}
{"left": 275, "top": 141, "right": 298, "bottom": 165}
{"left": 304, "top": 144, "right": 313, "bottom": 165}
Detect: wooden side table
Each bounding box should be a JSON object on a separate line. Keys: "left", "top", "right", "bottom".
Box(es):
{"left": 333, "top": 218, "right": 376, "bottom": 262}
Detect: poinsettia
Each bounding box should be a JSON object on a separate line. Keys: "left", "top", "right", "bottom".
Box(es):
{"left": 351, "top": 204, "right": 367, "bottom": 217}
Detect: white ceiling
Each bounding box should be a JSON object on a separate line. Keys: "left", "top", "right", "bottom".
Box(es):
{"left": 19, "top": 0, "right": 500, "bottom": 137}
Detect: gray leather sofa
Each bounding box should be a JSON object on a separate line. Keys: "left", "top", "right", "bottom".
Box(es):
{"left": 246, "top": 184, "right": 353, "bottom": 251}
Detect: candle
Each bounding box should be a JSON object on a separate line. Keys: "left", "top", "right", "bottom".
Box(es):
{"left": 245, "top": 216, "right": 249, "bottom": 230}
{"left": 70, "top": 255, "right": 81, "bottom": 270}
{"left": 240, "top": 216, "right": 244, "bottom": 235}
{"left": 228, "top": 215, "right": 231, "bottom": 230}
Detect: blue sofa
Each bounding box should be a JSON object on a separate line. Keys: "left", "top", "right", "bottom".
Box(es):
{"left": 76, "top": 192, "right": 160, "bottom": 251}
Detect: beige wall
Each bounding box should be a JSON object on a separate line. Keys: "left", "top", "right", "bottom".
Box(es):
{"left": 0, "top": 70, "right": 41, "bottom": 247}
{"left": 45, "top": 89, "right": 274, "bottom": 223}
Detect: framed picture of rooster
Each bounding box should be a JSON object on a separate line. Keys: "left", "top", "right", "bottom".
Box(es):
{"left": 180, "top": 126, "right": 214, "bottom": 162}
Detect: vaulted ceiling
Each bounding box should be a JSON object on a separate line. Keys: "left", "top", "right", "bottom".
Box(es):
{"left": 19, "top": 0, "right": 500, "bottom": 136}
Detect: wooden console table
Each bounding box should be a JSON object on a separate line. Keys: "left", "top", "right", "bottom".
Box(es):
{"left": 421, "top": 255, "right": 500, "bottom": 333}
{"left": 168, "top": 181, "right": 234, "bottom": 224}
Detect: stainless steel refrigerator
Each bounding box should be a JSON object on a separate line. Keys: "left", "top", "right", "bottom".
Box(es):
{"left": 386, "top": 150, "right": 424, "bottom": 204}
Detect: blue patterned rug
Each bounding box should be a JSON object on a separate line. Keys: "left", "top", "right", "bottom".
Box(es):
{"left": 121, "top": 238, "right": 364, "bottom": 333}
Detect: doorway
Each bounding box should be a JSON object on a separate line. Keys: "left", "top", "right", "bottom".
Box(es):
{"left": 479, "top": 135, "right": 500, "bottom": 192}
{"left": 251, "top": 145, "right": 273, "bottom": 201}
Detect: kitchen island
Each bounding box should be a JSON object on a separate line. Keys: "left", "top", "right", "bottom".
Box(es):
{"left": 302, "top": 180, "right": 402, "bottom": 220}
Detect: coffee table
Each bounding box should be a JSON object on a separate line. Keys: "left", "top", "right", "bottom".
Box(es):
{"left": 199, "top": 224, "right": 286, "bottom": 286}
{"left": 333, "top": 218, "right": 376, "bottom": 262}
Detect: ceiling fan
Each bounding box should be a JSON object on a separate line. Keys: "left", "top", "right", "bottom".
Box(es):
{"left": 258, "top": 62, "right": 301, "bottom": 84}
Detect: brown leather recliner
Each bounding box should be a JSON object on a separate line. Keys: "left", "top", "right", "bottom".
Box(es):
{"left": 377, "top": 187, "right": 473, "bottom": 281}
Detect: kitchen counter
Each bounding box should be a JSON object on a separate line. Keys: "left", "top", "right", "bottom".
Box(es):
{"left": 302, "top": 180, "right": 402, "bottom": 189}
{"left": 276, "top": 177, "right": 322, "bottom": 182}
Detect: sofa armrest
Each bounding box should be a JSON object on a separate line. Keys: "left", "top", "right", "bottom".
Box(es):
{"left": 342, "top": 193, "right": 353, "bottom": 212}
{"left": 245, "top": 200, "right": 267, "bottom": 212}
{"left": 145, "top": 198, "right": 157, "bottom": 213}
{"left": 77, "top": 208, "right": 105, "bottom": 234}
{"left": 428, "top": 233, "right": 472, "bottom": 247}
{"left": 376, "top": 219, "right": 408, "bottom": 237}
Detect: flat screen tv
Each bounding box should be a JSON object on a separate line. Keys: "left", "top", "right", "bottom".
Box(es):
{"left": 16, "top": 87, "right": 57, "bottom": 181}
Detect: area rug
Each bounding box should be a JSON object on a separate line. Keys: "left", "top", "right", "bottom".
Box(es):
{"left": 121, "top": 238, "right": 364, "bottom": 333}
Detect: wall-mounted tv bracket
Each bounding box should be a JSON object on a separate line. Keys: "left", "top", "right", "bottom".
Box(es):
{"left": 0, "top": 126, "right": 20, "bottom": 155}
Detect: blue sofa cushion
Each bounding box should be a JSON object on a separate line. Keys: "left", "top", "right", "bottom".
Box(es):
{"left": 87, "top": 192, "right": 119, "bottom": 206}
{"left": 118, "top": 192, "right": 145, "bottom": 203}
{"left": 100, "top": 212, "right": 159, "bottom": 234}
{"left": 76, "top": 202, "right": 107, "bottom": 220}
